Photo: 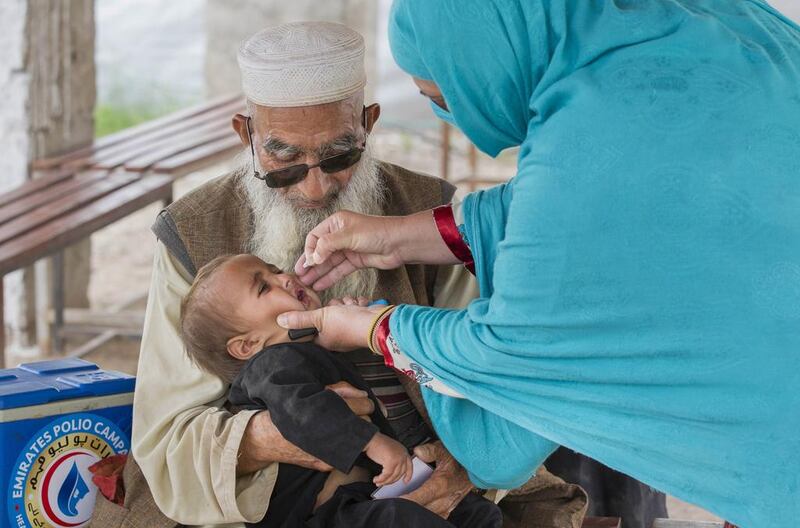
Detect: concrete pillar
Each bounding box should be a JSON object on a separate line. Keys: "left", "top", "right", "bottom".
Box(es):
{"left": 205, "top": 0, "right": 378, "bottom": 103}
{"left": 0, "top": 0, "right": 95, "bottom": 357}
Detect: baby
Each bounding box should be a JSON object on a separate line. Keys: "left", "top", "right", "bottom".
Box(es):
{"left": 179, "top": 254, "right": 501, "bottom": 528}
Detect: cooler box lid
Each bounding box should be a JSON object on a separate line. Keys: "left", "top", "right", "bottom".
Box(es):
{"left": 0, "top": 358, "right": 135, "bottom": 410}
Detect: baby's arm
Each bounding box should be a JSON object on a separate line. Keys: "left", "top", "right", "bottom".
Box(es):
{"left": 230, "top": 345, "right": 378, "bottom": 473}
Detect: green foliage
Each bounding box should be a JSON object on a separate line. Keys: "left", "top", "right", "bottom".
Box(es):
{"left": 94, "top": 103, "right": 171, "bottom": 138}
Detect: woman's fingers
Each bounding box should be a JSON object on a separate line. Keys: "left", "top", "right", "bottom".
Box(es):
{"left": 277, "top": 309, "right": 322, "bottom": 331}
{"left": 303, "top": 212, "right": 352, "bottom": 266}
{"left": 295, "top": 252, "right": 345, "bottom": 284}
{"left": 294, "top": 253, "right": 309, "bottom": 275}
{"left": 310, "top": 254, "right": 361, "bottom": 291}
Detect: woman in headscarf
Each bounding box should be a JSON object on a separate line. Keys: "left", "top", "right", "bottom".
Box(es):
{"left": 278, "top": 1, "right": 800, "bottom": 526}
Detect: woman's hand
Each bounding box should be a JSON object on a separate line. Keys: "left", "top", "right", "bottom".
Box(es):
{"left": 277, "top": 303, "right": 384, "bottom": 352}
{"left": 294, "top": 209, "right": 460, "bottom": 291}
{"left": 294, "top": 211, "right": 406, "bottom": 291}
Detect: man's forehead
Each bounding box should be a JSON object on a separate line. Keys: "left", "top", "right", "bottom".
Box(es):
{"left": 251, "top": 97, "right": 361, "bottom": 147}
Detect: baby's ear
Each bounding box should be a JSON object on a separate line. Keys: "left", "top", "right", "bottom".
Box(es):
{"left": 227, "top": 333, "right": 266, "bottom": 360}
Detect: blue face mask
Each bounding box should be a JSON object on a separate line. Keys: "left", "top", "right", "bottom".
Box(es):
{"left": 430, "top": 101, "right": 457, "bottom": 126}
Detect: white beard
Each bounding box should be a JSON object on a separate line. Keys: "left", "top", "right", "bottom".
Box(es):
{"left": 241, "top": 140, "right": 385, "bottom": 302}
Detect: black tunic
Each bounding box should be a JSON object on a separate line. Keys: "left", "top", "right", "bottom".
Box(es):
{"left": 228, "top": 342, "right": 394, "bottom": 527}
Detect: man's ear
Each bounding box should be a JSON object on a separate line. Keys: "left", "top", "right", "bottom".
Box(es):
{"left": 232, "top": 114, "right": 251, "bottom": 148}
{"left": 364, "top": 103, "right": 381, "bottom": 134}
{"left": 227, "top": 332, "right": 266, "bottom": 360}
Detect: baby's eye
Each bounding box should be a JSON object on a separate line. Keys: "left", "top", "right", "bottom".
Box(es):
{"left": 258, "top": 282, "right": 269, "bottom": 296}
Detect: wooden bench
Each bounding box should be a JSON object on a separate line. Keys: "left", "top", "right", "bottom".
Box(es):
{"left": 33, "top": 93, "right": 245, "bottom": 177}
{"left": 0, "top": 94, "right": 247, "bottom": 366}
{"left": 0, "top": 170, "right": 172, "bottom": 365}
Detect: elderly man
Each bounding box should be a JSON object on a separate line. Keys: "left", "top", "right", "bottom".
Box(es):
{"left": 128, "top": 22, "right": 586, "bottom": 528}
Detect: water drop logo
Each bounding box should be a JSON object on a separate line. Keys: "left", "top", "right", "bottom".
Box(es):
{"left": 57, "top": 461, "right": 90, "bottom": 517}
{"left": 7, "top": 412, "right": 131, "bottom": 528}
{"left": 40, "top": 451, "right": 98, "bottom": 527}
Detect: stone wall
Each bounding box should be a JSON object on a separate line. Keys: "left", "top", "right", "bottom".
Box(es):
{"left": 205, "top": 0, "right": 378, "bottom": 102}
{"left": 0, "top": 0, "right": 95, "bottom": 355}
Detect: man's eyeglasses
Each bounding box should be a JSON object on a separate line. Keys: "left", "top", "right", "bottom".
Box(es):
{"left": 245, "top": 117, "right": 365, "bottom": 189}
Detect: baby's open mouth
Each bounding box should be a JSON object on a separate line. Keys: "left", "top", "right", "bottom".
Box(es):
{"left": 295, "top": 287, "right": 309, "bottom": 307}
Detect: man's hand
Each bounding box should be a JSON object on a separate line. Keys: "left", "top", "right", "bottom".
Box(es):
{"left": 400, "top": 441, "right": 473, "bottom": 518}
{"left": 236, "top": 382, "right": 375, "bottom": 475}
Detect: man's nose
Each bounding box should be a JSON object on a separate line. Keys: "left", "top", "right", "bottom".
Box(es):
{"left": 295, "top": 167, "right": 332, "bottom": 203}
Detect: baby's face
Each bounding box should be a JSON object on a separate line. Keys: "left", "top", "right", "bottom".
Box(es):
{"left": 215, "top": 255, "right": 322, "bottom": 346}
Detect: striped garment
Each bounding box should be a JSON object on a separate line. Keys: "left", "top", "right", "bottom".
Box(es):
{"left": 341, "top": 348, "right": 433, "bottom": 450}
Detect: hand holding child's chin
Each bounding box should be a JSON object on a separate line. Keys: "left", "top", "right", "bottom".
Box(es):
{"left": 277, "top": 303, "right": 384, "bottom": 352}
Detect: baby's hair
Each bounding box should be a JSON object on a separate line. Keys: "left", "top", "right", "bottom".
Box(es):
{"left": 180, "top": 254, "right": 246, "bottom": 382}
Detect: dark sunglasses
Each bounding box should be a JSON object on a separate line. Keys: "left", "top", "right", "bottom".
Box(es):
{"left": 246, "top": 117, "right": 365, "bottom": 189}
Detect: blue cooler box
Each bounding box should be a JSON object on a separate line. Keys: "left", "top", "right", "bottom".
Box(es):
{"left": 1, "top": 359, "right": 135, "bottom": 528}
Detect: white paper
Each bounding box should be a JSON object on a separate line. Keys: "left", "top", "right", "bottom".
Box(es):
{"left": 371, "top": 456, "right": 434, "bottom": 500}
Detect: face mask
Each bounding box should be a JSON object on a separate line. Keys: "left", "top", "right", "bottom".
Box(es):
{"left": 430, "top": 101, "right": 457, "bottom": 127}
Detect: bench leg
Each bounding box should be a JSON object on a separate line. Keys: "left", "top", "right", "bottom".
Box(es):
{"left": 35, "top": 259, "right": 52, "bottom": 353}
{"left": 52, "top": 251, "right": 65, "bottom": 354}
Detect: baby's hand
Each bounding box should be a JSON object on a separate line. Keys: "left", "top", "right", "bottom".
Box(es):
{"left": 364, "top": 433, "right": 413, "bottom": 486}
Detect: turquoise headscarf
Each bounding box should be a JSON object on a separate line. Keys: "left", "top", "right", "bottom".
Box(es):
{"left": 388, "top": 1, "right": 800, "bottom": 526}
{"left": 389, "top": 0, "right": 546, "bottom": 155}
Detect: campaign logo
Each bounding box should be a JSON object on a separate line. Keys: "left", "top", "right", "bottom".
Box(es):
{"left": 7, "top": 413, "right": 130, "bottom": 528}
{"left": 58, "top": 461, "right": 90, "bottom": 517}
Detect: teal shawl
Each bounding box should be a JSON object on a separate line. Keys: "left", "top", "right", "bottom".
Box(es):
{"left": 388, "top": 1, "right": 800, "bottom": 526}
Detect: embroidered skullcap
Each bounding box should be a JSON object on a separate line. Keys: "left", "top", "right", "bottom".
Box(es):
{"left": 238, "top": 22, "right": 366, "bottom": 107}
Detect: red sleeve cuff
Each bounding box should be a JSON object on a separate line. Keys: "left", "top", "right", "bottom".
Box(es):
{"left": 433, "top": 205, "right": 475, "bottom": 275}
{"left": 375, "top": 312, "right": 394, "bottom": 368}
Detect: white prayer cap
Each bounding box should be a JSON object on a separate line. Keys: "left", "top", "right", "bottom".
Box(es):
{"left": 238, "top": 22, "right": 366, "bottom": 108}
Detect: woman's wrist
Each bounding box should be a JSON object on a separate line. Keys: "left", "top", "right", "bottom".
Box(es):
{"left": 394, "top": 209, "right": 463, "bottom": 265}
{"left": 368, "top": 305, "right": 397, "bottom": 356}
{"left": 432, "top": 204, "right": 475, "bottom": 273}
